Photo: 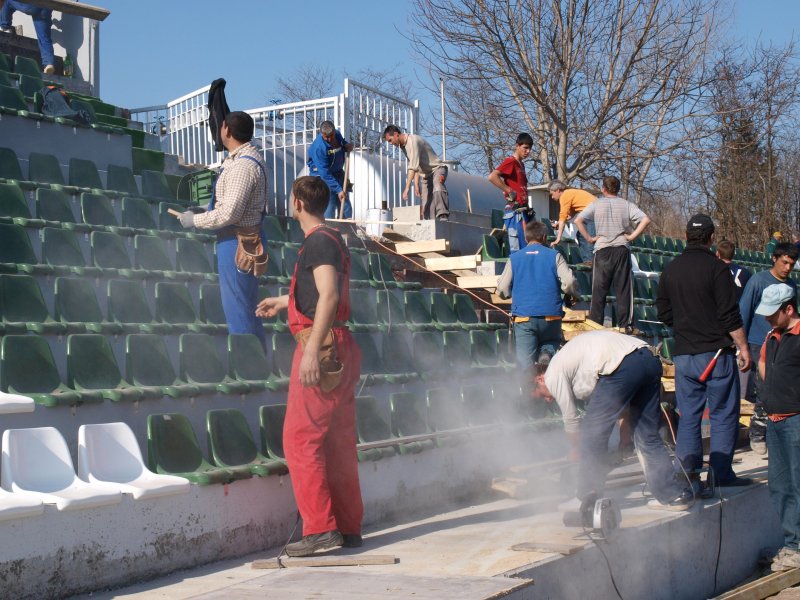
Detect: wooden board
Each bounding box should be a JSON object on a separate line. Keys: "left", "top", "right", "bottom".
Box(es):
{"left": 166, "top": 208, "right": 182, "bottom": 218}
{"left": 252, "top": 554, "right": 399, "bottom": 569}
{"left": 394, "top": 239, "right": 449, "bottom": 255}
{"left": 424, "top": 255, "right": 479, "bottom": 271}
{"left": 562, "top": 308, "right": 588, "bottom": 322}
{"left": 661, "top": 378, "right": 675, "bottom": 392}
{"left": 512, "top": 542, "right": 584, "bottom": 556}
{"left": 456, "top": 275, "right": 500, "bottom": 289}
{"left": 27, "top": 0, "right": 110, "bottom": 20}
{"left": 490, "top": 293, "right": 512, "bottom": 305}
{"left": 713, "top": 567, "right": 800, "bottom": 599}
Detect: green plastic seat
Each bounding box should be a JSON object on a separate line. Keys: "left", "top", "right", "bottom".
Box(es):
{"left": 348, "top": 289, "right": 384, "bottom": 332}
{"left": 107, "top": 164, "right": 140, "bottom": 196}
{"left": 355, "top": 396, "right": 396, "bottom": 462}
{"left": 121, "top": 196, "right": 158, "bottom": 231}
{"left": 349, "top": 251, "right": 371, "bottom": 288}
{"left": 0, "top": 70, "right": 10, "bottom": 88}
{"left": 443, "top": 330, "right": 473, "bottom": 374}
{"left": 376, "top": 289, "right": 408, "bottom": 330}
{"left": 635, "top": 252, "right": 653, "bottom": 272}
{"left": 453, "top": 293, "right": 501, "bottom": 331}
{"left": 470, "top": 330, "right": 501, "bottom": 368}
{"left": 69, "top": 158, "right": 104, "bottom": 192}
{"left": 659, "top": 337, "right": 675, "bottom": 361}
{"left": 430, "top": 291, "right": 462, "bottom": 330}
{"left": 67, "top": 334, "right": 152, "bottom": 402}
{"left": 412, "top": 331, "right": 445, "bottom": 381}
{"left": 257, "top": 287, "right": 287, "bottom": 333}
{"left": 158, "top": 202, "right": 187, "bottom": 233}
{"left": 81, "top": 191, "right": 119, "bottom": 226}
{"left": 271, "top": 333, "right": 296, "bottom": 385}
{"left": 259, "top": 404, "right": 287, "bottom": 461}
{"left": 634, "top": 277, "right": 655, "bottom": 305}
{"left": 29, "top": 152, "right": 74, "bottom": 190}
{"left": 53, "top": 276, "right": 123, "bottom": 334}
{"left": 461, "top": 383, "right": 497, "bottom": 425}
{"left": 426, "top": 387, "right": 468, "bottom": 446}
{"left": 351, "top": 332, "right": 389, "bottom": 385}
{"left": 14, "top": 55, "right": 41, "bottom": 78}
{"left": 0, "top": 83, "right": 30, "bottom": 116}
{"left": 107, "top": 279, "right": 173, "bottom": 334}
{"left": 286, "top": 219, "right": 304, "bottom": 244}
{"left": 368, "top": 252, "right": 422, "bottom": 289}
{"left": 0, "top": 223, "right": 52, "bottom": 275}
{"left": 179, "top": 333, "right": 250, "bottom": 396}
{"left": 147, "top": 413, "right": 234, "bottom": 485}
{"left": 490, "top": 208, "right": 504, "bottom": 230}
{"left": 575, "top": 271, "right": 592, "bottom": 302}
{"left": 495, "top": 329, "right": 515, "bottom": 367}
{"left": 0, "top": 181, "right": 44, "bottom": 227}
{"left": 91, "top": 230, "right": 145, "bottom": 277}
{"left": 41, "top": 226, "right": 102, "bottom": 277}
{"left": 0, "top": 52, "right": 10, "bottom": 72}
{"left": 0, "top": 147, "right": 24, "bottom": 181}
{"left": 262, "top": 245, "right": 287, "bottom": 284}
{"left": 261, "top": 215, "right": 287, "bottom": 246}
{"left": 175, "top": 237, "right": 214, "bottom": 279}
{"left": 381, "top": 332, "right": 417, "bottom": 381}
{"left": 206, "top": 408, "right": 287, "bottom": 477}
{"left": 133, "top": 234, "right": 182, "bottom": 279}
{"left": 0, "top": 273, "right": 66, "bottom": 334}
{"left": 200, "top": 283, "right": 227, "bottom": 327}
{"left": 281, "top": 245, "right": 299, "bottom": 278}
{"left": 141, "top": 169, "right": 172, "bottom": 199}
{"left": 389, "top": 391, "right": 434, "bottom": 455}
{"left": 404, "top": 290, "right": 438, "bottom": 331}
{"left": 227, "top": 333, "right": 279, "bottom": 392}
{"left": 125, "top": 334, "right": 199, "bottom": 398}
{"left": 36, "top": 188, "right": 89, "bottom": 231}
{"left": 133, "top": 150, "right": 166, "bottom": 176}
{"left": 481, "top": 234, "right": 508, "bottom": 262}
{"left": 155, "top": 282, "right": 216, "bottom": 333}
{"left": 0, "top": 334, "right": 83, "bottom": 406}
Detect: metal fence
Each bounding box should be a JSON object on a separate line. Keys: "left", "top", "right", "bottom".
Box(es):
{"left": 129, "top": 79, "right": 419, "bottom": 217}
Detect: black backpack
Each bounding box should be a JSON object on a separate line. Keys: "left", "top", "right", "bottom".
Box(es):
{"left": 40, "top": 86, "right": 93, "bottom": 124}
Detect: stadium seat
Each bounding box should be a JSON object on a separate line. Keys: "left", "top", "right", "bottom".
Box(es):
{"left": 368, "top": 252, "right": 422, "bottom": 289}
{"left": 2, "top": 427, "right": 122, "bottom": 511}
{"left": 0, "top": 223, "right": 52, "bottom": 274}
{"left": 91, "top": 231, "right": 145, "bottom": 277}
{"left": 461, "top": 383, "right": 497, "bottom": 426}
{"left": 430, "top": 292, "right": 462, "bottom": 330}
{"left": 281, "top": 245, "right": 299, "bottom": 278}
{"left": 349, "top": 251, "right": 372, "bottom": 288}
{"left": 404, "top": 290, "right": 438, "bottom": 331}
{"left": 259, "top": 404, "right": 287, "bottom": 462}
{"left": 125, "top": 334, "right": 199, "bottom": 398}
{"left": 490, "top": 209, "right": 504, "bottom": 229}
{"left": 261, "top": 215, "right": 287, "bottom": 246}
{"left": 78, "top": 422, "right": 190, "bottom": 500}
{"left": 351, "top": 332, "right": 390, "bottom": 385}
{"left": 175, "top": 237, "right": 214, "bottom": 279}
{"left": 41, "top": 226, "right": 102, "bottom": 277}
{"left": 67, "top": 334, "right": 151, "bottom": 402}
{"left": 0, "top": 84, "right": 31, "bottom": 117}
{"left": 495, "top": 328, "right": 515, "bottom": 367}
{"left": 0, "top": 335, "right": 83, "bottom": 406}
{"left": 257, "top": 287, "right": 288, "bottom": 332}
{"left": 381, "top": 332, "right": 417, "bottom": 382}
{"left": 411, "top": 331, "right": 445, "bottom": 381}
{"left": 426, "top": 387, "right": 468, "bottom": 445}
{"left": 108, "top": 279, "right": 173, "bottom": 334}
{"left": 206, "top": 409, "right": 287, "bottom": 477}
{"left": 0, "top": 273, "right": 65, "bottom": 334}
{"left": 54, "top": 276, "right": 123, "bottom": 334}
{"left": 0, "top": 181, "right": 44, "bottom": 227}
{"left": 376, "top": 288, "right": 408, "bottom": 330}
{"left": 0, "top": 52, "right": 11, "bottom": 72}
{"left": 453, "top": 293, "right": 502, "bottom": 330}
{"left": 155, "top": 282, "right": 215, "bottom": 332}
{"left": 286, "top": 218, "right": 304, "bottom": 244}
{"left": 634, "top": 277, "right": 655, "bottom": 305}
{"left": 0, "top": 147, "right": 24, "bottom": 182}
{"left": 133, "top": 150, "right": 166, "bottom": 176}
{"left": 443, "top": 330, "right": 473, "bottom": 375}
{"left": 29, "top": 152, "right": 73, "bottom": 190}
{"left": 481, "top": 234, "right": 508, "bottom": 262}
{"left": 200, "top": 283, "right": 227, "bottom": 328}
{"left": 271, "top": 333, "right": 295, "bottom": 386}
{"left": 263, "top": 245, "right": 287, "bottom": 284}
{"left": 389, "top": 391, "right": 434, "bottom": 454}
{"left": 659, "top": 337, "right": 675, "bottom": 361}
{"left": 81, "top": 192, "right": 125, "bottom": 231}
{"left": 106, "top": 164, "right": 140, "bottom": 196}
{"left": 141, "top": 169, "right": 172, "bottom": 199}
{"left": 133, "top": 234, "right": 181, "bottom": 278}
{"left": 0, "top": 487, "right": 43, "bottom": 522}
{"left": 69, "top": 158, "right": 104, "bottom": 193}
{"left": 348, "top": 289, "right": 384, "bottom": 332}
{"left": 121, "top": 196, "right": 158, "bottom": 232}
{"left": 470, "top": 330, "right": 502, "bottom": 368}
{"left": 227, "top": 334, "right": 279, "bottom": 392}
{"left": 158, "top": 202, "right": 188, "bottom": 234}
{"left": 146, "top": 413, "right": 235, "bottom": 485}
{"left": 179, "top": 333, "right": 250, "bottom": 395}
{"left": 0, "top": 390, "right": 35, "bottom": 414}
{"left": 355, "top": 396, "right": 396, "bottom": 462}
{"left": 13, "top": 55, "right": 42, "bottom": 78}
{"left": 0, "top": 70, "right": 11, "bottom": 88}
{"left": 36, "top": 188, "right": 89, "bottom": 231}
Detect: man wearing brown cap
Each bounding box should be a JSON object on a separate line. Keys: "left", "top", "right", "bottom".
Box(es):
{"left": 656, "top": 214, "right": 752, "bottom": 491}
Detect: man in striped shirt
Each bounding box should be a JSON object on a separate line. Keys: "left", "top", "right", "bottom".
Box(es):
{"left": 178, "top": 111, "right": 268, "bottom": 346}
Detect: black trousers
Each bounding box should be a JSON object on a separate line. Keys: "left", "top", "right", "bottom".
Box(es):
{"left": 589, "top": 246, "right": 633, "bottom": 328}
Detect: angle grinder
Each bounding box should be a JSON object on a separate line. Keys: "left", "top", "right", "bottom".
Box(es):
{"left": 562, "top": 492, "right": 621, "bottom": 539}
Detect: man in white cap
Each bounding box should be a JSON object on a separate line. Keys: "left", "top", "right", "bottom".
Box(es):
{"left": 756, "top": 283, "right": 800, "bottom": 572}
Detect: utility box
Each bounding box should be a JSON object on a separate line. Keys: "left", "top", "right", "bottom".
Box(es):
{"left": 187, "top": 169, "right": 216, "bottom": 206}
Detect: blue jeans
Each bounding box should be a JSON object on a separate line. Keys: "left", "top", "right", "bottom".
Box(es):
{"left": 0, "top": 1, "right": 54, "bottom": 68}
{"left": 578, "top": 348, "right": 684, "bottom": 503}
{"left": 673, "top": 351, "right": 740, "bottom": 482}
{"left": 216, "top": 236, "right": 266, "bottom": 348}
{"left": 503, "top": 209, "right": 530, "bottom": 253}
{"left": 323, "top": 173, "right": 352, "bottom": 219}
{"left": 513, "top": 318, "right": 562, "bottom": 370}
{"left": 767, "top": 415, "right": 800, "bottom": 550}
{"left": 577, "top": 220, "right": 595, "bottom": 262}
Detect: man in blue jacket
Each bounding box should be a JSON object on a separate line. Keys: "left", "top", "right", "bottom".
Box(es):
{"left": 497, "top": 220, "right": 579, "bottom": 369}
{"left": 307, "top": 121, "right": 353, "bottom": 219}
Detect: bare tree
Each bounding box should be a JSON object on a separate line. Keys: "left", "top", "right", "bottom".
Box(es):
{"left": 410, "top": 0, "right": 723, "bottom": 192}
{"left": 274, "top": 64, "right": 337, "bottom": 103}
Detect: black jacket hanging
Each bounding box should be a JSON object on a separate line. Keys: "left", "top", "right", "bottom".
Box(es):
{"left": 207, "top": 78, "right": 230, "bottom": 152}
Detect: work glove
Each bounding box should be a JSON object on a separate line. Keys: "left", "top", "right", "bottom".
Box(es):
{"left": 178, "top": 211, "right": 195, "bottom": 228}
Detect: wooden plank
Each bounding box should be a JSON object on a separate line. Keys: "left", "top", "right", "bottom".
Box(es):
{"left": 252, "top": 554, "right": 399, "bottom": 569}
{"left": 456, "top": 275, "right": 500, "bottom": 289}
{"left": 424, "top": 255, "right": 479, "bottom": 271}
{"left": 27, "top": 0, "right": 110, "bottom": 20}
{"left": 714, "top": 567, "right": 800, "bottom": 600}
{"left": 563, "top": 308, "right": 588, "bottom": 322}
{"left": 662, "top": 379, "right": 676, "bottom": 392}
{"left": 490, "top": 293, "right": 512, "bottom": 305}
{"left": 512, "top": 542, "right": 584, "bottom": 556}
{"left": 166, "top": 208, "right": 182, "bottom": 218}
{"left": 394, "top": 239, "right": 449, "bottom": 255}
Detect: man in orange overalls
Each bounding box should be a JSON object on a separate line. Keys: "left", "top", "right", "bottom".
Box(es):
{"left": 256, "top": 176, "right": 363, "bottom": 557}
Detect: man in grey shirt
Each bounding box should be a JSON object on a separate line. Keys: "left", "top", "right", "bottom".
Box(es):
{"left": 575, "top": 175, "right": 651, "bottom": 332}
{"left": 384, "top": 124, "right": 449, "bottom": 221}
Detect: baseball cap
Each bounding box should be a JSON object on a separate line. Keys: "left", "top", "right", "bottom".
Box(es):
{"left": 774, "top": 231, "right": 783, "bottom": 238}
{"left": 686, "top": 214, "right": 715, "bottom": 233}
{"left": 755, "top": 283, "right": 796, "bottom": 316}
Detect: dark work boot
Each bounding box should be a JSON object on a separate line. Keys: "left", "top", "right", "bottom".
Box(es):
{"left": 342, "top": 534, "right": 363, "bottom": 548}
{"left": 285, "top": 530, "right": 343, "bottom": 557}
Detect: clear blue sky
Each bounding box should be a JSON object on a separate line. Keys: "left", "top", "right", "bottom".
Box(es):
{"left": 96, "top": 1, "right": 798, "bottom": 121}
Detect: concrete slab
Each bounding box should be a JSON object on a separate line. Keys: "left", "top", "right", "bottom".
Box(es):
{"left": 79, "top": 450, "right": 777, "bottom": 600}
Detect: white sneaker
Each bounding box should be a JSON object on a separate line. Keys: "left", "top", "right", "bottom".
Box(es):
{"left": 0, "top": 26, "right": 13, "bottom": 34}
{"left": 43, "top": 65, "right": 55, "bottom": 75}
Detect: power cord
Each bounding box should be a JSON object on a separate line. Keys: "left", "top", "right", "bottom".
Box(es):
{"left": 583, "top": 525, "right": 624, "bottom": 600}
{"left": 275, "top": 511, "right": 301, "bottom": 568}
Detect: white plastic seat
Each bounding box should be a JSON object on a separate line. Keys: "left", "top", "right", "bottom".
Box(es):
{"left": 1, "top": 427, "right": 122, "bottom": 511}
{"left": 0, "top": 391, "right": 35, "bottom": 414}
{"left": 0, "top": 488, "right": 44, "bottom": 521}
{"left": 78, "top": 422, "right": 190, "bottom": 500}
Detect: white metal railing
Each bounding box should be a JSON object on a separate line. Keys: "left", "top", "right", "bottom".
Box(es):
{"left": 133, "top": 79, "right": 419, "bottom": 217}
{"left": 128, "top": 104, "right": 169, "bottom": 138}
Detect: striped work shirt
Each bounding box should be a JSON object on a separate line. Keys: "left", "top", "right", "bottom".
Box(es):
{"left": 577, "top": 195, "right": 647, "bottom": 251}
{"left": 193, "top": 142, "right": 268, "bottom": 230}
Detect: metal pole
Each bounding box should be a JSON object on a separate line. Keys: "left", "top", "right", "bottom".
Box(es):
{"left": 440, "top": 77, "right": 446, "bottom": 160}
